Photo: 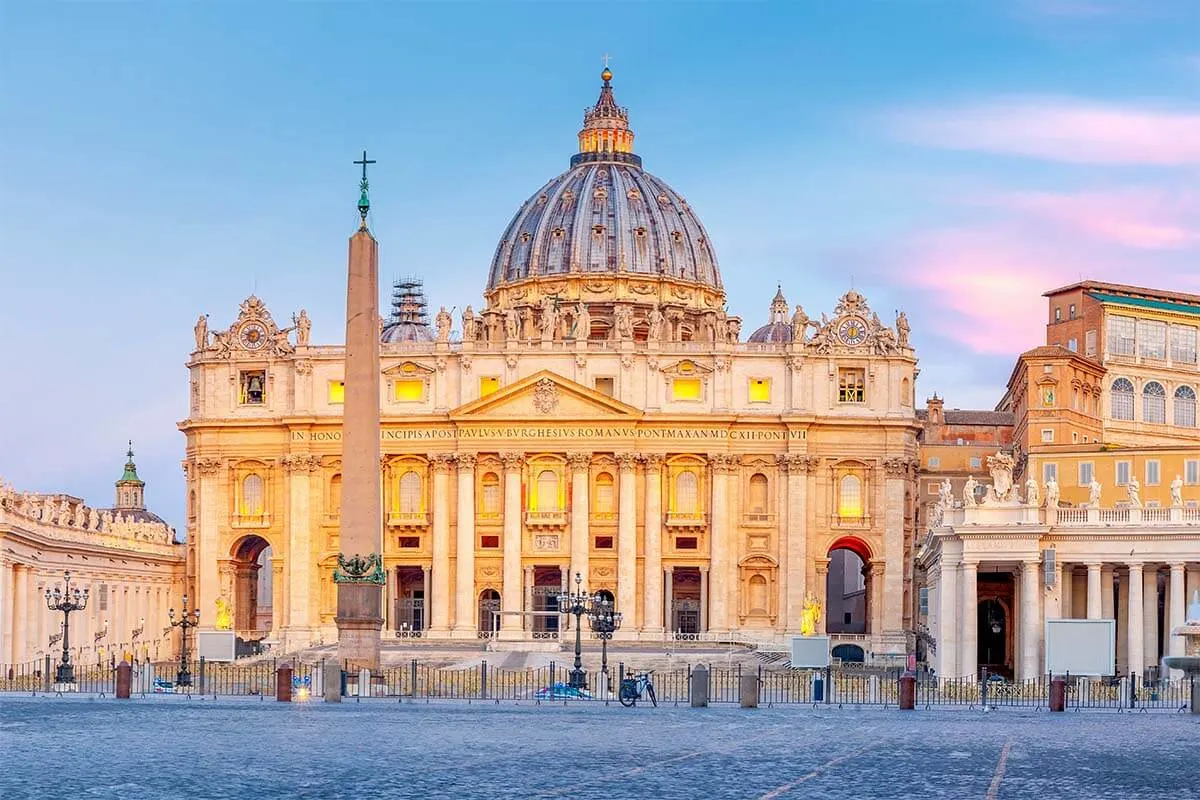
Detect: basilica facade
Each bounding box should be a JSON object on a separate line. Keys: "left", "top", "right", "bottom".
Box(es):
{"left": 179, "top": 69, "right": 921, "bottom": 655}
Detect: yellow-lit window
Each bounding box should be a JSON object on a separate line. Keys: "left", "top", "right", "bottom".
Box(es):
{"left": 393, "top": 379, "right": 424, "bottom": 402}
{"left": 398, "top": 471, "right": 422, "bottom": 513}
{"left": 328, "top": 380, "right": 345, "bottom": 404}
{"left": 672, "top": 378, "right": 702, "bottom": 401}
{"left": 241, "top": 474, "right": 265, "bottom": 516}
{"left": 480, "top": 377, "right": 500, "bottom": 397}
{"left": 749, "top": 378, "right": 771, "bottom": 403}
{"left": 838, "top": 474, "right": 863, "bottom": 519}
{"left": 535, "top": 470, "right": 560, "bottom": 511}
{"left": 837, "top": 369, "right": 865, "bottom": 403}
{"left": 675, "top": 471, "right": 698, "bottom": 513}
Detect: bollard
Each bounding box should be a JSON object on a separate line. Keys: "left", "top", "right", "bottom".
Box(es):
{"left": 899, "top": 674, "right": 916, "bottom": 710}
{"left": 1049, "top": 678, "right": 1066, "bottom": 712}
{"left": 739, "top": 672, "right": 759, "bottom": 709}
{"left": 690, "top": 665, "right": 710, "bottom": 708}
{"left": 323, "top": 661, "right": 342, "bottom": 703}
{"left": 277, "top": 664, "right": 294, "bottom": 702}
{"left": 358, "top": 667, "right": 371, "bottom": 698}
{"left": 115, "top": 662, "right": 132, "bottom": 700}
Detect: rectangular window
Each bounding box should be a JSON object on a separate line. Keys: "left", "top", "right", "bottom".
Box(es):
{"left": 1041, "top": 429, "right": 1054, "bottom": 443}
{"left": 593, "top": 535, "right": 614, "bottom": 550}
{"left": 927, "top": 482, "right": 939, "bottom": 495}
{"left": 98, "top": 584, "right": 109, "bottom": 612}
{"left": 927, "top": 456, "right": 940, "bottom": 468}
{"left": 1186, "top": 459, "right": 1200, "bottom": 485}
{"left": 918, "top": 587, "right": 929, "bottom": 617}
{"left": 837, "top": 368, "right": 866, "bottom": 403}
{"left": 1072, "top": 431, "right": 1078, "bottom": 443}
{"left": 969, "top": 457, "right": 982, "bottom": 469}
{"left": 593, "top": 377, "right": 615, "bottom": 397}
{"left": 1085, "top": 330, "right": 1097, "bottom": 357}
{"left": 479, "top": 376, "right": 500, "bottom": 397}
{"left": 1067, "top": 338, "right": 1078, "bottom": 352}
{"left": 1078, "top": 462, "right": 1093, "bottom": 486}
{"left": 748, "top": 378, "right": 771, "bottom": 403}
{"left": 393, "top": 378, "right": 424, "bottom": 402}
{"left": 239, "top": 370, "right": 266, "bottom": 405}
{"left": 1115, "top": 460, "right": 1131, "bottom": 486}
{"left": 480, "top": 535, "right": 500, "bottom": 549}
{"left": 672, "top": 378, "right": 702, "bottom": 401}
{"left": 1055, "top": 307, "right": 1062, "bottom": 321}
{"left": 397, "top": 536, "right": 420, "bottom": 549}
{"left": 1146, "top": 460, "right": 1161, "bottom": 485}
{"left": 1138, "top": 319, "right": 1167, "bottom": 359}
{"left": 675, "top": 536, "right": 698, "bottom": 550}
{"left": 328, "top": 380, "right": 345, "bottom": 404}
{"left": 1107, "top": 315, "right": 1135, "bottom": 356}
{"left": 1069, "top": 304, "right": 1077, "bottom": 319}
{"left": 1171, "top": 325, "right": 1198, "bottom": 364}
{"left": 1043, "top": 462, "right": 1058, "bottom": 483}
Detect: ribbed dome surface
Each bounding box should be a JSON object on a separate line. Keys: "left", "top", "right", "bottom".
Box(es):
{"left": 486, "top": 163, "right": 722, "bottom": 291}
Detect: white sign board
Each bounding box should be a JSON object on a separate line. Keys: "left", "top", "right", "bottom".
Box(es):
{"left": 790, "top": 636, "right": 831, "bottom": 668}
{"left": 196, "top": 630, "right": 236, "bottom": 662}
{"left": 1045, "top": 619, "right": 1115, "bottom": 676}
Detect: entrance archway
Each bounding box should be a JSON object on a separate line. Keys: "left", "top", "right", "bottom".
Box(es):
{"left": 978, "top": 598, "right": 1010, "bottom": 677}
{"left": 231, "top": 535, "right": 273, "bottom": 635}
{"left": 478, "top": 589, "right": 500, "bottom": 635}
{"left": 826, "top": 538, "right": 870, "bottom": 634}
{"left": 531, "top": 567, "right": 562, "bottom": 636}
{"left": 832, "top": 643, "right": 866, "bottom": 663}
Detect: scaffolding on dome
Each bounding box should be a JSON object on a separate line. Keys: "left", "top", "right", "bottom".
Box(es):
{"left": 382, "top": 277, "right": 435, "bottom": 343}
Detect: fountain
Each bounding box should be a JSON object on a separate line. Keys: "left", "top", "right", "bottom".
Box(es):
{"left": 1162, "top": 590, "right": 1200, "bottom": 714}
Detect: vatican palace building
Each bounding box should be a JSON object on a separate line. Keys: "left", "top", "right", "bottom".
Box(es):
{"left": 178, "top": 69, "right": 922, "bottom": 656}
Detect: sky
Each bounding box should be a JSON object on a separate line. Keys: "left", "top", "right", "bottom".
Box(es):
{"left": 1, "top": 0, "right": 1198, "bottom": 527}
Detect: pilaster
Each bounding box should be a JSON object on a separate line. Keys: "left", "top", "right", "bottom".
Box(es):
{"left": 641, "top": 454, "right": 664, "bottom": 633}
{"left": 452, "top": 453, "right": 477, "bottom": 634}
{"left": 429, "top": 454, "right": 455, "bottom": 634}
{"left": 567, "top": 452, "right": 591, "bottom": 599}
{"left": 500, "top": 452, "right": 524, "bottom": 635}
{"left": 616, "top": 452, "right": 638, "bottom": 623}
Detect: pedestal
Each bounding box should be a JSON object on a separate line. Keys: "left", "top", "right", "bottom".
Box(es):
{"left": 336, "top": 583, "right": 383, "bottom": 669}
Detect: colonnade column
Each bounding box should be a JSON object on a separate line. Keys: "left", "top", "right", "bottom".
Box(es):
{"left": 429, "top": 454, "right": 454, "bottom": 634}
{"left": 0, "top": 561, "right": 11, "bottom": 665}
{"left": 882, "top": 460, "right": 908, "bottom": 632}
{"left": 1020, "top": 558, "right": 1041, "bottom": 680}
{"left": 959, "top": 560, "right": 978, "bottom": 680}
{"left": 783, "top": 455, "right": 810, "bottom": 631}
{"left": 1127, "top": 562, "right": 1145, "bottom": 679}
{"left": 937, "top": 555, "right": 959, "bottom": 678}
{"left": 567, "top": 453, "right": 591, "bottom": 596}
{"left": 869, "top": 562, "right": 885, "bottom": 639}
{"left": 1169, "top": 562, "right": 1186, "bottom": 661}
{"left": 663, "top": 567, "right": 674, "bottom": 631}
{"left": 641, "top": 455, "right": 664, "bottom": 634}
{"left": 500, "top": 453, "right": 524, "bottom": 635}
{"left": 1086, "top": 562, "right": 1102, "bottom": 619}
{"left": 708, "top": 455, "right": 735, "bottom": 633}
{"left": 1143, "top": 567, "right": 1159, "bottom": 671}
{"left": 523, "top": 567, "right": 534, "bottom": 633}
{"left": 616, "top": 453, "right": 637, "bottom": 623}
{"left": 1101, "top": 566, "right": 1115, "bottom": 621}
{"left": 12, "top": 565, "right": 28, "bottom": 664}
{"left": 1060, "top": 563, "right": 1072, "bottom": 618}
{"left": 699, "top": 567, "right": 709, "bottom": 633}
{"left": 452, "top": 453, "right": 477, "bottom": 634}
{"left": 270, "top": 558, "right": 285, "bottom": 639}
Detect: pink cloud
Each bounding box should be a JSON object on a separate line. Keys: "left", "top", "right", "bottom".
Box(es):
{"left": 996, "top": 188, "right": 1200, "bottom": 249}
{"left": 889, "top": 96, "right": 1200, "bottom": 165}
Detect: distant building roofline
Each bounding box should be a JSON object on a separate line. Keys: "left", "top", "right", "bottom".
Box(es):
{"left": 1043, "top": 280, "right": 1200, "bottom": 307}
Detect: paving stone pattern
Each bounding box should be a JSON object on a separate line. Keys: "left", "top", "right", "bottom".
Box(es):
{"left": 0, "top": 697, "right": 1197, "bottom": 799}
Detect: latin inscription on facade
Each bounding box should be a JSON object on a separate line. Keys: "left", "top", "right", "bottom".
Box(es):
{"left": 292, "top": 427, "right": 807, "bottom": 443}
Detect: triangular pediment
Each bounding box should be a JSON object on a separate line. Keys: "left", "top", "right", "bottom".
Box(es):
{"left": 451, "top": 370, "right": 643, "bottom": 420}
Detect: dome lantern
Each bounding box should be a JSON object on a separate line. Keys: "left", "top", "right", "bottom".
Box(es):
{"left": 573, "top": 66, "right": 641, "bottom": 168}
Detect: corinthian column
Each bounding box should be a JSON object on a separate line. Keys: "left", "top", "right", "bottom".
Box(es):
{"left": 452, "top": 453, "right": 477, "bottom": 635}
{"left": 641, "top": 455, "right": 664, "bottom": 634}
{"left": 500, "top": 452, "right": 524, "bottom": 635}
{"left": 781, "top": 455, "right": 812, "bottom": 632}
{"left": 616, "top": 452, "right": 638, "bottom": 624}
{"left": 1020, "top": 558, "right": 1042, "bottom": 680}
{"left": 708, "top": 454, "right": 736, "bottom": 633}
{"left": 429, "top": 454, "right": 455, "bottom": 635}
{"left": 567, "top": 452, "right": 592, "bottom": 591}
{"left": 881, "top": 458, "right": 909, "bottom": 632}
{"left": 283, "top": 454, "right": 317, "bottom": 646}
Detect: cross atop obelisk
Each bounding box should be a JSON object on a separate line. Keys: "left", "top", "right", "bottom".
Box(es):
{"left": 354, "top": 150, "right": 376, "bottom": 227}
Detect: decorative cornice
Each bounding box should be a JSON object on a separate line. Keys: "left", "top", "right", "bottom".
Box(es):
{"left": 195, "top": 457, "right": 223, "bottom": 475}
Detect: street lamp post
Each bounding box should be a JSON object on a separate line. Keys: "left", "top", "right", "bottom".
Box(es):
{"left": 557, "top": 572, "right": 592, "bottom": 689}
{"left": 44, "top": 571, "right": 89, "bottom": 685}
{"left": 168, "top": 596, "right": 200, "bottom": 687}
{"left": 586, "top": 596, "right": 623, "bottom": 683}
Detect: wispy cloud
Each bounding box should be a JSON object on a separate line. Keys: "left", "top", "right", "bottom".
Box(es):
{"left": 888, "top": 96, "right": 1200, "bottom": 165}
{"left": 992, "top": 188, "right": 1200, "bottom": 249}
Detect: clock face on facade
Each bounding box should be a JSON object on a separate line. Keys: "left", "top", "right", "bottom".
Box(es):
{"left": 239, "top": 322, "right": 268, "bottom": 350}
{"left": 837, "top": 317, "right": 868, "bottom": 347}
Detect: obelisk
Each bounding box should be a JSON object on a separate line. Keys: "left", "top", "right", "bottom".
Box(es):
{"left": 334, "top": 151, "right": 384, "bottom": 669}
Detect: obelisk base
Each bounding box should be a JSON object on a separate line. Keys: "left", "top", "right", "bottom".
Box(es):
{"left": 336, "top": 584, "right": 383, "bottom": 670}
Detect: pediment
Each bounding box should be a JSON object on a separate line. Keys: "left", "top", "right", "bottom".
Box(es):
{"left": 383, "top": 360, "right": 435, "bottom": 377}
{"left": 451, "top": 370, "right": 644, "bottom": 420}
{"left": 660, "top": 358, "right": 713, "bottom": 377}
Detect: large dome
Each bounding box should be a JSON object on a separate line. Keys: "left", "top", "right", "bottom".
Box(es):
{"left": 486, "top": 70, "right": 722, "bottom": 294}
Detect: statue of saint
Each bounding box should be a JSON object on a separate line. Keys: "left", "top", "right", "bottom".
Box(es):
{"left": 73, "top": 504, "right": 87, "bottom": 528}
{"left": 505, "top": 308, "right": 520, "bottom": 341}
{"left": 194, "top": 314, "right": 209, "bottom": 352}
{"left": 614, "top": 306, "right": 634, "bottom": 340}
{"left": 896, "top": 311, "right": 911, "bottom": 347}
{"left": 800, "top": 591, "right": 823, "bottom": 636}
{"left": 647, "top": 304, "right": 664, "bottom": 343}
{"left": 1045, "top": 476, "right": 1060, "bottom": 508}
{"left": 1088, "top": 479, "right": 1102, "bottom": 508}
{"left": 435, "top": 306, "right": 452, "bottom": 343}
{"left": 1171, "top": 474, "right": 1184, "bottom": 508}
{"left": 215, "top": 597, "right": 233, "bottom": 631}
{"left": 938, "top": 478, "right": 953, "bottom": 509}
{"left": 727, "top": 317, "right": 742, "bottom": 342}
{"left": 462, "top": 306, "right": 477, "bottom": 342}
{"left": 1024, "top": 475, "right": 1039, "bottom": 507}
{"left": 294, "top": 309, "right": 311, "bottom": 346}
{"left": 962, "top": 475, "right": 978, "bottom": 507}
{"left": 87, "top": 507, "right": 99, "bottom": 530}
{"left": 1126, "top": 475, "right": 1142, "bottom": 508}
{"left": 791, "top": 305, "right": 810, "bottom": 342}
{"left": 540, "top": 296, "right": 558, "bottom": 341}
{"left": 576, "top": 302, "right": 592, "bottom": 341}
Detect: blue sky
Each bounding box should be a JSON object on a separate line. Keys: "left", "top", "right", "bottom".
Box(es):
{"left": 2, "top": 0, "right": 1197, "bottom": 526}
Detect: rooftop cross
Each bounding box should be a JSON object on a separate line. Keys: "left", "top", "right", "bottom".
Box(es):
{"left": 354, "top": 150, "right": 376, "bottom": 184}
{"left": 354, "top": 150, "right": 377, "bottom": 226}
{"left": 602, "top": 53, "right": 611, "bottom": 68}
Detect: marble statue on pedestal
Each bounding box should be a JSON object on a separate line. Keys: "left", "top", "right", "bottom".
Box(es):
{"left": 294, "top": 309, "right": 311, "bottom": 346}
{"left": 1045, "top": 477, "right": 1060, "bottom": 508}
{"left": 1088, "top": 479, "right": 1102, "bottom": 508}
{"left": 1171, "top": 475, "right": 1184, "bottom": 508}
{"left": 435, "top": 307, "right": 452, "bottom": 342}
{"left": 194, "top": 314, "right": 209, "bottom": 351}
{"left": 462, "top": 306, "right": 477, "bottom": 341}
{"left": 963, "top": 475, "right": 978, "bottom": 507}
{"left": 938, "top": 478, "right": 953, "bottom": 508}
{"left": 800, "top": 592, "right": 822, "bottom": 636}
{"left": 647, "top": 304, "right": 663, "bottom": 343}
{"left": 1127, "top": 476, "right": 1142, "bottom": 508}
{"left": 1025, "top": 475, "right": 1039, "bottom": 507}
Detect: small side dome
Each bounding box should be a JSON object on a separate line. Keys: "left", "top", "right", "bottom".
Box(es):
{"left": 748, "top": 285, "right": 793, "bottom": 343}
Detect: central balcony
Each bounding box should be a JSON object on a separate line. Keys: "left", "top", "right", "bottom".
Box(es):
{"left": 665, "top": 511, "right": 707, "bottom": 531}
{"left": 524, "top": 510, "right": 568, "bottom": 530}
{"left": 387, "top": 511, "right": 430, "bottom": 531}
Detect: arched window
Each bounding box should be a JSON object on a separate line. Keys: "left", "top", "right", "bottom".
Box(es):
{"left": 329, "top": 474, "right": 342, "bottom": 515}
{"left": 676, "top": 471, "right": 698, "bottom": 514}
{"left": 1143, "top": 381, "right": 1166, "bottom": 424}
{"left": 748, "top": 473, "right": 768, "bottom": 513}
{"left": 188, "top": 490, "right": 197, "bottom": 519}
{"left": 1175, "top": 386, "right": 1197, "bottom": 428}
{"left": 838, "top": 474, "right": 863, "bottom": 519}
{"left": 536, "top": 470, "right": 559, "bottom": 512}
{"left": 594, "top": 472, "right": 615, "bottom": 513}
{"left": 242, "top": 473, "right": 264, "bottom": 516}
{"left": 1111, "top": 378, "right": 1134, "bottom": 421}
{"left": 481, "top": 472, "right": 500, "bottom": 514}
{"left": 749, "top": 574, "right": 768, "bottom": 615}
{"left": 901, "top": 377, "right": 912, "bottom": 407}
{"left": 398, "top": 471, "right": 421, "bottom": 513}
